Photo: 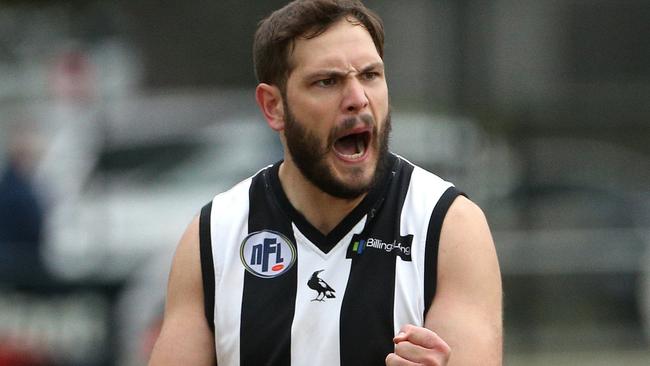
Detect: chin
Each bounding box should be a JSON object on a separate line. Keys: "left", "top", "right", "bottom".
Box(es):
{"left": 333, "top": 166, "right": 376, "bottom": 194}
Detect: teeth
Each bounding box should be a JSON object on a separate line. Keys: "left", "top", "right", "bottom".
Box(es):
{"left": 356, "top": 138, "right": 365, "bottom": 154}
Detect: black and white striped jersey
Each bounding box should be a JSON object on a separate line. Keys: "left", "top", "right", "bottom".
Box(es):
{"left": 199, "top": 153, "right": 461, "bottom": 366}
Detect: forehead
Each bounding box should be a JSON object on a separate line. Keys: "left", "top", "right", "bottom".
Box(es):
{"left": 290, "top": 18, "right": 381, "bottom": 72}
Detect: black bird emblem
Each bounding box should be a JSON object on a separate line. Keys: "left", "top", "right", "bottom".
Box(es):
{"left": 308, "top": 270, "right": 336, "bottom": 302}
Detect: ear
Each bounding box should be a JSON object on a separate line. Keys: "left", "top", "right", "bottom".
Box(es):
{"left": 255, "top": 83, "right": 285, "bottom": 131}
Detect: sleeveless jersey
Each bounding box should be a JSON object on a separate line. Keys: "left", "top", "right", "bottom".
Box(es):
{"left": 199, "top": 153, "right": 461, "bottom": 366}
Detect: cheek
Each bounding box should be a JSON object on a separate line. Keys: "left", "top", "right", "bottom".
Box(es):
{"left": 288, "top": 88, "right": 333, "bottom": 117}
{"left": 368, "top": 85, "right": 389, "bottom": 110}
{"left": 294, "top": 103, "right": 337, "bottom": 133}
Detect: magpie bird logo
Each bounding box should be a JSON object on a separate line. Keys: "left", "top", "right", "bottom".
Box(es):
{"left": 308, "top": 270, "right": 336, "bottom": 302}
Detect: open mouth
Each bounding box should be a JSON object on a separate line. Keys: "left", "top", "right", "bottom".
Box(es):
{"left": 332, "top": 131, "right": 371, "bottom": 161}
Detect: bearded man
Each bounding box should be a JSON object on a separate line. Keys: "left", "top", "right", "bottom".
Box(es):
{"left": 149, "top": 1, "right": 502, "bottom": 365}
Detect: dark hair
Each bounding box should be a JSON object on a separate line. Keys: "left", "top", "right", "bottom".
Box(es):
{"left": 253, "top": 0, "right": 384, "bottom": 91}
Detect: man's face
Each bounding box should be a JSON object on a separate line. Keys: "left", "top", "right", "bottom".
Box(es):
{"left": 284, "top": 100, "right": 391, "bottom": 199}
{"left": 282, "top": 17, "right": 390, "bottom": 199}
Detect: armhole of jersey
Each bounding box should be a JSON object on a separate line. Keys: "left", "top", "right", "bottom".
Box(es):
{"left": 199, "top": 201, "right": 215, "bottom": 333}
{"left": 423, "top": 186, "right": 464, "bottom": 319}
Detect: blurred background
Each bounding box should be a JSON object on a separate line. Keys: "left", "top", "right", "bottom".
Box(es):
{"left": 0, "top": 0, "right": 649, "bottom": 365}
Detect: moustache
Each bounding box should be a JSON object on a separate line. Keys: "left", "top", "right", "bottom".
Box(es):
{"left": 328, "top": 114, "right": 376, "bottom": 145}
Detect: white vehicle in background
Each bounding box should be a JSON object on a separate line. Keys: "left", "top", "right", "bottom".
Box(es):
{"left": 43, "top": 115, "right": 282, "bottom": 281}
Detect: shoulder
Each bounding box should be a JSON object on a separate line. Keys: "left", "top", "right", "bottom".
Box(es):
{"left": 395, "top": 155, "right": 457, "bottom": 204}
{"left": 436, "top": 195, "right": 501, "bottom": 300}
{"left": 210, "top": 163, "right": 275, "bottom": 205}
{"left": 440, "top": 196, "right": 494, "bottom": 262}
{"left": 444, "top": 195, "right": 487, "bottom": 229}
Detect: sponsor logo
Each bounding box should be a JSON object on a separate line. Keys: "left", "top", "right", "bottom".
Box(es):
{"left": 240, "top": 230, "right": 296, "bottom": 278}
{"left": 347, "top": 233, "right": 413, "bottom": 261}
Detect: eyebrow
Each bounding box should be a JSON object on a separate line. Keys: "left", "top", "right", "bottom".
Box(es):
{"left": 359, "top": 62, "right": 385, "bottom": 74}
{"left": 304, "top": 61, "right": 385, "bottom": 81}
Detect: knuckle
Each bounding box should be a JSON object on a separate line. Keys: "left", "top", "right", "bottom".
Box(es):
{"left": 439, "top": 340, "right": 451, "bottom": 355}
{"left": 443, "top": 345, "right": 452, "bottom": 360}
{"left": 425, "top": 341, "right": 451, "bottom": 366}
{"left": 422, "top": 352, "right": 442, "bottom": 366}
{"left": 393, "top": 341, "right": 407, "bottom": 355}
{"left": 402, "top": 323, "right": 417, "bottom": 332}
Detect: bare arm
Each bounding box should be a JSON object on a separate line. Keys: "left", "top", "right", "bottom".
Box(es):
{"left": 424, "top": 196, "right": 503, "bottom": 365}
{"left": 148, "top": 216, "right": 216, "bottom": 366}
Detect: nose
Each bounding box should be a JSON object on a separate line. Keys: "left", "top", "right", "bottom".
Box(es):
{"left": 341, "top": 78, "right": 369, "bottom": 113}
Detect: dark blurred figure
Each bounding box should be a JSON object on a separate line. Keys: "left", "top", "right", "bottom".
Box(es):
{"left": 0, "top": 126, "right": 46, "bottom": 284}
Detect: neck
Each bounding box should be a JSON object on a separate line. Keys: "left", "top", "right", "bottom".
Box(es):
{"left": 278, "top": 160, "right": 366, "bottom": 235}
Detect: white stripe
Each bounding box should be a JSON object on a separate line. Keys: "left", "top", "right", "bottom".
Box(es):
{"left": 394, "top": 166, "right": 452, "bottom": 334}
{"left": 211, "top": 178, "right": 252, "bottom": 366}
{"left": 290, "top": 220, "right": 365, "bottom": 366}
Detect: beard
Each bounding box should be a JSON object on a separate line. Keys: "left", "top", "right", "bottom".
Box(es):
{"left": 283, "top": 101, "right": 391, "bottom": 200}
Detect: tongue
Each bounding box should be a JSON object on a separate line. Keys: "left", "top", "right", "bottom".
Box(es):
{"left": 334, "top": 134, "right": 361, "bottom": 156}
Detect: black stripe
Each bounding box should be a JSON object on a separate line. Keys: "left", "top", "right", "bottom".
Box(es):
{"left": 423, "top": 186, "right": 463, "bottom": 318}
{"left": 240, "top": 168, "right": 297, "bottom": 366}
{"left": 339, "top": 158, "right": 414, "bottom": 366}
{"left": 199, "top": 201, "right": 215, "bottom": 333}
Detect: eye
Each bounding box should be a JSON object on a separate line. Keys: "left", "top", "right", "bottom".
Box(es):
{"left": 361, "top": 71, "right": 380, "bottom": 81}
{"left": 315, "top": 78, "right": 337, "bottom": 87}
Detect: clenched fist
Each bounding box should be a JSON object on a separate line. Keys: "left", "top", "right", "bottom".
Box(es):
{"left": 385, "top": 324, "right": 451, "bottom": 366}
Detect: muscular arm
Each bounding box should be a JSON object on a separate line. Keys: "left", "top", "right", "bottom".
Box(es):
{"left": 148, "top": 216, "right": 216, "bottom": 366}
{"left": 424, "top": 196, "right": 503, "bottom": 365}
